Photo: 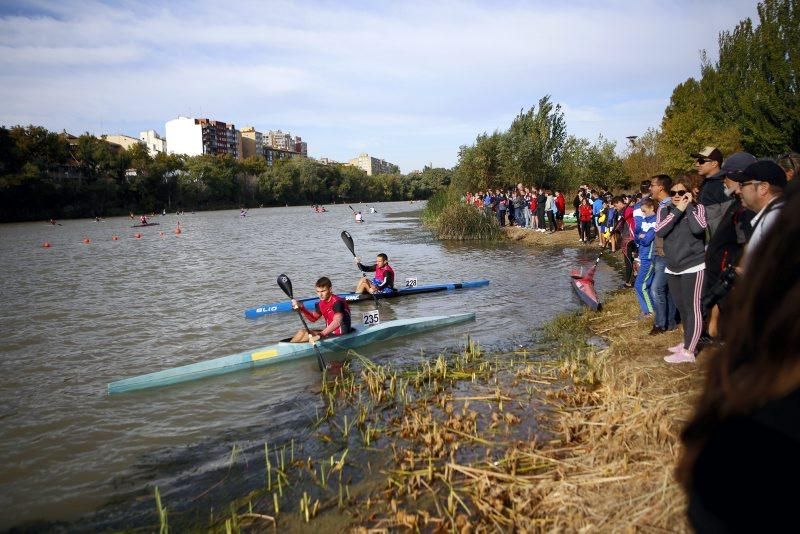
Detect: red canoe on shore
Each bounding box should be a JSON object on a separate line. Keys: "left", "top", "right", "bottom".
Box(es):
{"left": 570, "top": 266, "right": 601, "bottom": 311}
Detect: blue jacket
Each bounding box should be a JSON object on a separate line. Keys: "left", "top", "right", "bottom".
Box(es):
{"left": 636, "top": 214, "right": 657, "bottom": 261}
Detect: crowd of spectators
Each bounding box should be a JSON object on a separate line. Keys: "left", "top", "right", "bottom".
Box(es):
{"left": 463, "top": 184, "right": 567, "bottom": 232}
{"left": 462, "top": 148, "right": 799, "bottom": 366}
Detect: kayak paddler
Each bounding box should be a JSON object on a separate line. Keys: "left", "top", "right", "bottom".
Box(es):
{"left": 355, "top": 253, "right": 395, "bottom": 294}
{"left": 290, "top": 277, "right": 352, "bottom": 342}
{"left": 140, "top": 215, "right": 148, "bottom": 225}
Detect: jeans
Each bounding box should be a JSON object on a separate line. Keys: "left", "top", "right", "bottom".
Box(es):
{"left": 651, "top": 255, "right": 676, "bottom": 330}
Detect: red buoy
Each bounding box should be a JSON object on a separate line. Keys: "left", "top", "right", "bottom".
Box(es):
{"left": 134, "top": 233, "right": 142, "bottom": 239}
{"left": 83, "top": 237, "right": 91, "bottom": 244}
{"left": 112, "top": 235, "right": 119, "bottom": 240}
{"left": 43, "top": 242, "right": 51, "bottom": 248}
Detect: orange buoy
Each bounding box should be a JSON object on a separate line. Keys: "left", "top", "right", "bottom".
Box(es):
{"left": 83, "top": 237, "right": 91, "bottom": 244}
{"left": 159, "top": 231, "right": 165, "bottom": 236}
{"left": 43, "top": 241, "right": 51, "bottom": 248}
{"left": 112, "top": 235, "right": 119, "bottom": 240}
{"left": 134, "top": 233, "right": 142, "bottom": 239}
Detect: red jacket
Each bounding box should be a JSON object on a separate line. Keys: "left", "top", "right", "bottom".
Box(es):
{"left": 555, "top": 194, "right": 566, "bottom": 213}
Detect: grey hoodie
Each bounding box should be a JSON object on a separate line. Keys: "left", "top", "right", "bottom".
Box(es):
{"left": 655, "top": 202, "right": 708, "bottom": 272}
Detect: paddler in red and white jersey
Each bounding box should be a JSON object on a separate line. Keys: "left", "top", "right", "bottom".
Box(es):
{"left": 355, "top": 253, "right": 395, "bottom": 294}
{"left": 289, "top": 277, "right": 352, "bottom": 343}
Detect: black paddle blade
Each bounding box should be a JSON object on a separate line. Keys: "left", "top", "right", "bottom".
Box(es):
{"left": 277, "top": 273, "right": 293, "bottom": 298}
{"left": 341, "top": 231, "right": 356, "bottom": 256}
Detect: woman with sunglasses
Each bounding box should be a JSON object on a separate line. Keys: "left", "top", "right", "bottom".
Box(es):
{"left": 655, "top": 174, "right": 708, "bottom": 363}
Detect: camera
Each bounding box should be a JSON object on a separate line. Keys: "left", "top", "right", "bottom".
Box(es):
{"left": 702, "top": 263, "right": 737, "bottom": 309}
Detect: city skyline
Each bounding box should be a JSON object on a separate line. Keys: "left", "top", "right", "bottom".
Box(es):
{"left": 1, "top": 0, "right": 759, "bottom": 173}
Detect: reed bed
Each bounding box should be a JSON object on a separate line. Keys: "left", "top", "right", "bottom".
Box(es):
{"left": 422, "top": 189, "right": 501, "bottom": 241}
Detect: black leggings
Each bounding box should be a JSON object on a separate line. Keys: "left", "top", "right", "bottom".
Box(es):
{"left": 622, "top": 239, "right": 636, "bottom": 283}
{"left": 579, "top": 221, "right": 592, "bottom": 241}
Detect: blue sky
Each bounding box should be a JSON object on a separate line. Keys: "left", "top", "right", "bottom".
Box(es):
{"left": 0, "top": 0, "right": 759, "bottom": 172}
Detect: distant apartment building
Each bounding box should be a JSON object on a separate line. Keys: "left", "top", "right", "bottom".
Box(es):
{"left": 240, "top": 126, "right": 264, "bottom": 159}
{"left": 319, "top": 157, "right": 339, "bottom": 166}
{"left": 165, "top": 116, "right": 240, "bottom": 159}
{"left": 347, "top": 153, "right": 399, "bottom": 176}
{"left": 104, "top": 134, "right": 143, "bottom": 151}
{"left": 294, "top": 137, "right": 308, "bottom": 157}
{"left": 139, "top": 130, "right": 167, "bottom": 156}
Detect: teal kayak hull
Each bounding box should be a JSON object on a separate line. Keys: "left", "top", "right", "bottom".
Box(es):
{"left": 107, "top": 312, "right": 475, "bottom": 395}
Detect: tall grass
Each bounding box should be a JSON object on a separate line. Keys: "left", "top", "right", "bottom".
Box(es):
{"left": 422, "top": 189, "right": 501, "bottom": 240}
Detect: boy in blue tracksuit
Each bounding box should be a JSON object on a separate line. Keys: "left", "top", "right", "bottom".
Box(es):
{"left": 634, "top": 198, "right": 658, "bottom": 315}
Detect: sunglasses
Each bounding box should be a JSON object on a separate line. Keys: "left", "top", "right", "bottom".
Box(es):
{"left": 669, "top": 189, "right": 687, "bottom": 196}
{"left": 696, "top": 158, "right": 711, "bottom": 164}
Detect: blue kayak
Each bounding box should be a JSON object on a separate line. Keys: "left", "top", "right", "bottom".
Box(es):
{"left": 108, "top": 312, "right": 475, "bottom": 395}
{"left": 245, "top": 279, "right": 489, "bottom": 319}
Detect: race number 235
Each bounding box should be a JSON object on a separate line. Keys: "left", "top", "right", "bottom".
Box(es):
{"left": 362, "top": 310, "right": 380, "bottom": 326}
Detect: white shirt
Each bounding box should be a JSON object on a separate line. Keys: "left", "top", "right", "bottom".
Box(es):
{"left": 742, "top": 196, "right": 783, "bottom": 269}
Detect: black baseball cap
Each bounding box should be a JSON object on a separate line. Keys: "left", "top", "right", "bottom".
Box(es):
{"left": 728, "top": 160, "right": 787, "bottom": 188}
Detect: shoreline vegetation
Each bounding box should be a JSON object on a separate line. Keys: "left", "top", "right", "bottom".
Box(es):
{"left": 129, "top": 228, "right": 699, "bottom": 533}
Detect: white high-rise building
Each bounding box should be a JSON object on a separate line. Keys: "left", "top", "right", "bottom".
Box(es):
{"left": 165, "top": 116, "right": 240, "bottom": 159}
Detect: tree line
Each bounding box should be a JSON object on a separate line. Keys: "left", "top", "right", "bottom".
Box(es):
{"left": 0, "top": 126, "right": 451, "bottom": 222}
{"left": 451, "top": 96, "right": 630, "bottom": 195}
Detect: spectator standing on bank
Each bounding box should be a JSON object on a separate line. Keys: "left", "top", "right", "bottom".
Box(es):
{"left": 777, "top": 152, "right": 799, "bottom": 198}
{"left": 578, "top": 197, "right": 594, "bottom": 243}
{"left": 555, "top": 190, "right": 566, "bottom": 230}
{"left": 702, "top": 152, "right": 757, "bottom": 338}
{"left": 536, "top": 188, "right": 547, "bottom": 232}
{"left": 693, "top": 146, "right": 728, "bottom": 236}
{"left": 656, "top": 175, "right": 708, "bottom": 363}
{"left": 677, "top": 189, "right": 800, "bottom": 532}
{"left": 730, "top": 160, "right": 787, "bottom": 271}
{"left": 648, "top": 174, "right": 678, "bottom": 335}
{"left": 633, "top": 198, "right": 658, "bottom": 315}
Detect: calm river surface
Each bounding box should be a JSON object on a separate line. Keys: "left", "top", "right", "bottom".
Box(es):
{"left": 0, "top": 202, "right": 618, "bottom": 530}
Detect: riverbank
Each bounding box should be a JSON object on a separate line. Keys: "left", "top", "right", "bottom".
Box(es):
{"left": 502, "top": 224, "right": 584, "bottom": 247}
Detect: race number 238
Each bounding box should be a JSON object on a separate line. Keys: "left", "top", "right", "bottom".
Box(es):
{"left": 362, "top": 310, "right": 380, "bottom": 326}
{"left": 405, "top": 277, "right": 418, "bottom": 288}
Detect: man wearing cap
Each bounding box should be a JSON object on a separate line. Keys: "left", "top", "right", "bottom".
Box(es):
{"left": 692, "top": 146, "right": 728, "bottom": 235}
{"left": 730, "top": 160, "right": 787, "bottom": 270}
{"left": 702, "top": 152, "right": 757, "bottom": 338}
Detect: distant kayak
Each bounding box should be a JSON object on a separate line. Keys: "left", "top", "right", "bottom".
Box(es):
{"left": 131, "top": 222, "right": 160, "bottom": 228}
{"left": 245, "top": 279, "right": 490, "bottom": 318}
{"left": 108, "top": 312, "right": 476, "bottom": 394}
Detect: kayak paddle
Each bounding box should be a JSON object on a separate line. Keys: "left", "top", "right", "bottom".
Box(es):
{"left": 277, "top": 273, "right": 327, "bottom": 372}
{"left": 341, "top": 231, "right": 380, "bottom": 307}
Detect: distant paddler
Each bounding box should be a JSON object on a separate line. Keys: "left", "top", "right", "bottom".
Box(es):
{"left": 354, "top": 211, "right": 364, "bottom": 223}
{"left": 355, "top": 253, "right": 395, "bottom": 294}
{"left": 140, "top": 214, "right": 148, "bottom": 225}
{"left": 290, "top": 277, "right": 352, "bottom": 342}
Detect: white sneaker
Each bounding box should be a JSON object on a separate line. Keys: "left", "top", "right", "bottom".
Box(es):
{"left": 664, "top": 350, "right": 696, "bottom": 364}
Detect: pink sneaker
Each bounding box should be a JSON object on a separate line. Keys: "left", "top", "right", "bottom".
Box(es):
{"left": 668, "top": 343, "right": 684, "bottom": 352}
{"left": 664, "top": 350, "right": 696, "bottom": 364}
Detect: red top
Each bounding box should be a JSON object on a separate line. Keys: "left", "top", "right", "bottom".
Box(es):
{"left": 579, "top": 205, "right": 594, "bottom": 222}
{"left": 555, "top": 194, "right": 566, "bottom": 213}
{"left": 299, "top": 294, "right": 352, "bottom": 336}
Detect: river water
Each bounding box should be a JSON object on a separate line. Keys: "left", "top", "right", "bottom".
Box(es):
{"left": 0, "top": 202, "right": 618, "bottom": 530}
